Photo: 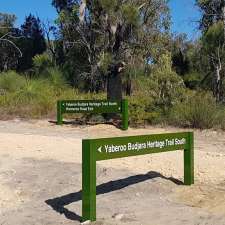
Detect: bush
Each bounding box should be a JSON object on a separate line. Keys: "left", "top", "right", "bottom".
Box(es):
{"left": 0, "top": 71, "right": 26, "bottom": 93}
{"left": 129, "top": 53, "right": 186, "bottom": 126}
{"left": 128, "top": 92, "right": 162, "bottom": 126}
{"left": 33, "top": 53, "right": 53, "bottom": 76}
{"left": 15, "top": 80, "right": 52, "bottom": 103}
{"left": 45, "top": 67, "right": 68, "bottom": 93}
{"left": 0, "top": 75, "right": 106, "bottom": 119}
{"left": 150, "top": 52, "right": 185, "bottom": 112}
{"left": 183, "top": 72, "right": 202, "bottom": 89}
{"left": 216, "top": 110, "right": 225, "bottom": 130}
{"left": 170, "top": 91, "right": 222, "bottom": 129}
{"left": 0, "top": 79, "right": 55, "bottom": 118}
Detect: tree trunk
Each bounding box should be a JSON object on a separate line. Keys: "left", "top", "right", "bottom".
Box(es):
{"left": 107, "top": 70, "right": 122, "bottom": 100}
{"left": 125, "top": 79, "right": 132, "bottom": 96}
{"left": 105, "top": 65, "right": 123, "bottom": 122}
{"left": 107, "top": 63, "right": 124, "bottom": 100}
{"left": 215, "top": 64, "right": 222, "bottom": 102}
{"left": 223, "top": 6, "right": 225, "bottom": 38}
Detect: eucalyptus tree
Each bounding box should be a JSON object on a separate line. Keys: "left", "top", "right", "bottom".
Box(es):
{"left": 0, "top": 13, "right": 22, "bottom": 71}
{"left": 202, "top": 21, "right": 225, "bottom": 101}
{"left": 197, "top": 0, "right": 225, "bottom": 32}
{"left": 197, "top": 0, "right": 225, "bottom": 101}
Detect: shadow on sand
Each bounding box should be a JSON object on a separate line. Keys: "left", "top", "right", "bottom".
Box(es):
{"left": 45, "top": 171, "right": 183, "bottom": 222}
{"left": 48, "top": 119, "right": 121, "bottom": 129}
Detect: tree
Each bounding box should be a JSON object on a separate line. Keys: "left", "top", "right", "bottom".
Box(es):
{"left": 42, "top": 20, "right": 58, "bottom": 65}
{"left": 0, "top": 13, "right": 22, "bottom": 71}
{"left": 197, "top": 0, "right": 225, "bottom": 101}
{"left": 196, "top": 0, "right": 225, "bottom": 32}
{"left": 53, "top": 0, "right": 171, "bottom": 99}
{"left": 151, "top": 52, "right": 185, "bottom": 112}
{"left": 52, "top": 0, "right": 75, "bottom": 13}
{"left": 18, "top": 14, "right": 46, "bottom": 72}
{"left": 0, "top": 12, "right": 16, "bottom": 29}
{"left": 171, "top": 34, "right": 191, "bottom": 76}
{"left": 202, "top": 21, "right": 225, "bottom": 101}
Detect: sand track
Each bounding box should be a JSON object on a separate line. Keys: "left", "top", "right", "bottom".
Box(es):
{"left": 0, "top": 120, "right": 225, "bottom": 225}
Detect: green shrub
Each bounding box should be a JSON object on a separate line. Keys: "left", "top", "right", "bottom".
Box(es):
{"left": 183, "top": 72, "right": 202, "bottom": 89}
{"left": 0, "top": 79, "right": 56, "bottom": 118}
{"left": 216, "top": 109, "right": 225, "bottom": 130}
{"left": 150, "top": 52, "right": 185, "bottom": 112}
{"left": 170, "top": 91, "right": 221, "bottom": 129}
{"left": 45, "top": 67, "right": 68, "bottom": 94}
{"left": 33, "top": 53, "right": 53, "bottom": 75}
{"left": 129, "top": 53, "right": 186, "bottom": 126}
{"left": 0, "top": 71, "right": 26, "bottom": 92}
{"left": 0, "top": 76, "right": 106, "bottom": 119}
{"left": 58, "top": 88, "right": 79, "bottom": 100}
{"left": 128, "top": 92, "right": 162, "bottom": 126}
{"left": 14, "top": 79, "right": 54, "bottom": 103}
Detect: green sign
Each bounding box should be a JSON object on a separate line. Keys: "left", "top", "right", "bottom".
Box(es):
{"left": 61, "top": 100, "right": 121, "bottom": 113}
{"left": 82, "top": 132, "right": 194, "bottom": 222}
{"left": 57, "top": 99, "right": 128, "bottom": 130}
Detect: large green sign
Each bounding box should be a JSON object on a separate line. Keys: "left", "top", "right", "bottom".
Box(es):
{"left": 57, "top": 99, "right": 128, "bottom": 130}
{"left": 82, "top": 132, "right": 194, "bottom": 222}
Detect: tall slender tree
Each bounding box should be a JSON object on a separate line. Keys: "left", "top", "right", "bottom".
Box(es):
{"left": 197, "top": 0, "right": 225, "bottom": 32}
{"left": 197, "top": 0, "right": 225, "bottom": 101}
{"left": 18, "top": 14, "right": 46, "bottom": 72}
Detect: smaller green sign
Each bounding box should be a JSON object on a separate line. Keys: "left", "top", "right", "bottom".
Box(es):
{"left": 61, "top": 100, "right": 121, "bottom": 113}
{"left": 57, "top": 99, "right": 129, "bottom": 130}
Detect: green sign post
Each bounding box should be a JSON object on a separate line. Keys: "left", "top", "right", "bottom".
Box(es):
{"left": 82, "top": 132, "right": 194, "bottom": 222}
{"left": 57, "top": 99, "right": 128, "bottom": 130}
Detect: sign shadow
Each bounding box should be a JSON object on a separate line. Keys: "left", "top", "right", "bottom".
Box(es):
{"left": 45, "top": 171, "right": 183, "bottom": 222}
{"left": 48, "top": 120, "right": 122, "bottom": 130}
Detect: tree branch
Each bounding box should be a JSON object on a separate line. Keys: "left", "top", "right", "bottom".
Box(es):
{"left": 0, "top": 38, "right": 22, "bottom": 57}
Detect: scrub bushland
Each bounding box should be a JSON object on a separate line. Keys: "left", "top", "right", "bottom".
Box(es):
{"left": 0, "top": 70, "right": 105, "bottom": 119}
{"left": 169, "top": 91, "right": 225, "bottom": 129}
{"left": 0, "top": 70, "right": 225, "bottom": 130}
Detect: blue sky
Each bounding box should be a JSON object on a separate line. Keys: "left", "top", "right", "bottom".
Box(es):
{"left": 169, "top": 0, "right": 201, "bottom": 39}
{"left": 0, "top": 0, "right": 201, "bottom": 40}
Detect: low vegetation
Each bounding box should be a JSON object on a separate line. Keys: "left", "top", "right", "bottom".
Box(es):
{"left": 1, "top": 68, "right": 225, "bottom": 130}
{"left": 1, "top": 1, "right": 225, "bottom": 130}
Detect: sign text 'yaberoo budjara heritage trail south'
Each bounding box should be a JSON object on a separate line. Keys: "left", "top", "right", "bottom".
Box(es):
{"left": 82, "top": 132, "right": 194, "bottom": 222}
{"left": 57, "top": 99, "right": 128, "bottom": 130}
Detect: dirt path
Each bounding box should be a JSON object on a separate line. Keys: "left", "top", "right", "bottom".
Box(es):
{"left": 0, "top": 120, "right": 225, "bottom": 225}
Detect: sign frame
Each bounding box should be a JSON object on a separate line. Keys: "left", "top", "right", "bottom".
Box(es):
{"left": 82, "top": 132, "right": 194, "bottom": 222}
{"left": 57, "top": 99, "right": 128, "bottom": 130}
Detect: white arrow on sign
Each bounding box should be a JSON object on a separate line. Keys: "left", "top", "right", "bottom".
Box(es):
{"left": 97, "top": 146, "right": 102, "bottom": 153}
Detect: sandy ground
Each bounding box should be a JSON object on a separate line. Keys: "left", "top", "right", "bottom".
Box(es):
{"left": 0, "top": 119, "right": 225, "bottom": 225}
